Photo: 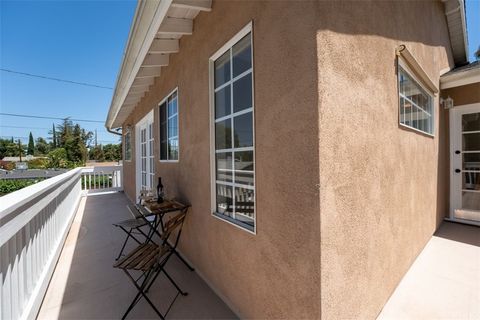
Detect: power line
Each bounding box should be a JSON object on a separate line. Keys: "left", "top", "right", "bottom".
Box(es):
{"left": 0, "top": 112, "right": 105, "bottom": 123}
{"left": 0, "top": 136, "right": 119, "bottom": 144}
{"left": 0, "top": 125, "right": 108, "bottom": 132}
{"left": 0, "top": 68, "right": 113, "bottom": 90}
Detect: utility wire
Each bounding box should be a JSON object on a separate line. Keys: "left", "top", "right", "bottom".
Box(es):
{"left": 0, "top": 68, "right": 113, "bottom": 90}
{"left": 0, "top": 112, "right": 105, "bottom": 123}
{"left": 0, "top": 125, "right": 108, "bottom": 132}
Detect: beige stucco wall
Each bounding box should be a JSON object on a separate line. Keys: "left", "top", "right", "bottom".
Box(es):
{"left": 119, "top": 1, "right": 455, "bottom": 319}
{"left": 441, "top": 82, "right": 480, "bottom": 106}
{"left": 122, "top": 1, "right": 321, "bottom": 318}
{"left": 317, "top": 1, "right": 453, "bottom": 319}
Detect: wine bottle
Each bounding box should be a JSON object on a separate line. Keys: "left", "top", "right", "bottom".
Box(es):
{"left": 157, "top": 177, "right": 164, "bottom": 203}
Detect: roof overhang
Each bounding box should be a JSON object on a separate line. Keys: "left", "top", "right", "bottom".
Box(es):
{"left": 442, "top": 0, "right": 469, "bottom": 66}
{"left": 106, "top": 0, "right": 211, "bottom": 130}
{"left": 440, "top": 62, "right": 480, "bottom": 89}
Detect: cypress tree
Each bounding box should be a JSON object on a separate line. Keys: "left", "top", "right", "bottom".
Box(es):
{"left": 52, "top": 123, "right": 57, "bottom": 148}
{"left": 27, "top": 132, "right": 35, "bottom": 155}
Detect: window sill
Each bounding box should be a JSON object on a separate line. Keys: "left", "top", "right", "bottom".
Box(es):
{"left": 399, "top": 122, "right": 435, "bottom": 138}
{"left": 158, "top": 160, "right": 179, "bottom": 163}
{"left": 212, "top": 212, "right": 255, "bottom": 234}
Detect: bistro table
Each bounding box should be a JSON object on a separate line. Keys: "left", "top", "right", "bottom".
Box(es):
{"left": 140, "top": 198, "right": 194, "bottom": 271}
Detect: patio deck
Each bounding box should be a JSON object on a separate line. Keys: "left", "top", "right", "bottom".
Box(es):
{"left": 37, "top": 192, "right": 237, "bottom": 319}
{"left": 378, "top": 222, "right": 480, "bottom": 319}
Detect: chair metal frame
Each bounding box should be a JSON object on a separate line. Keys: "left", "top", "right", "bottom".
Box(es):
{"left": 113, "top": 202, "right": 156, "bottom": 261}
{"left": 114, "top": 208, "right": 189, "bottom": 320}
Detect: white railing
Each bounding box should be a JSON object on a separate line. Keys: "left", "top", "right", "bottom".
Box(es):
{"left": 0, "top": 168, "right": 82, "bottom": 320}
{"left": 0, "top": 165, "right": 123, "bottom": 320}
{"left": 80, "top": 165, "right": 123, "bottom": 194}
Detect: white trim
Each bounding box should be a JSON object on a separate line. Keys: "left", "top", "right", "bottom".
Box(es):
{"left": 449, "top": 102, "right": 480, "bottom": 225}
{"left": 107, "top": 0, "right": 173, "bottom": 129}
{"left": 135, "top": 110, "right": 154, "bottom": 200}
{"left": 209, "top": 21, "right": 256, "bottom": 234}
{"left": 158, "top": 87, "right": 180, "bottom": 162}
{"left": 440, "top": 67, "right": 480, "bottom": 89}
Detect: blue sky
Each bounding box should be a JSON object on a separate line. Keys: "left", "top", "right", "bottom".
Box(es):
{"left": 0, "top": 1, "right": 479, "bottom": 145}
{"left": 0, "top": 0, "right": 136, "bottom": 145}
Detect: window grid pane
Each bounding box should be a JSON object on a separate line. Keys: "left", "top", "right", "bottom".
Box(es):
{"left": 398, "top": 66, "right": 434, "bottom": 135}
{"left": 213, "top": 30, "right": 255, "bottom": 230}
{"left": 159, "top": 91, "right": 179, "bottom": 161}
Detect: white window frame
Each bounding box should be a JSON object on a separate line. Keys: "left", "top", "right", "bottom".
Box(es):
{"left": 397, "top": 58, "right": 435, "bottom": 137}
{"left": 158, "top": 87, "right": 180, "bottom": 162}
{"left": 209, "top": 21, "right": 256, "bottom": 234}
{"left": 135, "top": 110, "right": 154, "bottom": 200}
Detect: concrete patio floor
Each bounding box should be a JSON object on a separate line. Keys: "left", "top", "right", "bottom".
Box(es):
{"left": 378, "top": 222, "right": 480, "bottom": 320}
{"left": 37, "top": 192, "right": 237, "bottom": 319}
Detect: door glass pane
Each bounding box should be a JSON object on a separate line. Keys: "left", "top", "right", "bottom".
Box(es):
{"left": 216, "top": 152, "right": 233, "bottom": 182}
{"left": 233, "top": 112, "right": 253, "bottom": 148}
{"left": 232, "top": 34, "right": 251, "bottom": 77}
{"left": 216, "top": 184, "right": 233, "bottom": 218}
{"left": 234, "top": 151, "right": 254, "bottom": 186}
{"left": 462, "top": 112, "right": 480, "bottom": 132}
{"left": 462, "top": 133, "right": 480, "bottom": 151}
{"left": 215, "top": 86, "right": 231, "bottom": 119}
{"left": 233, "top": 73, "right": 252, "bottom": 113}
{"left": 215, "top": 119, "right": 232, "bottom": 150}
{"left": 461, "top": 191, "right": 480, "bottom": 211}
{"left": 215, "top": 51, "right": 230, "bottom": 88}
{"left": 234, "top": 187, "right": 254, "bottom": 225}
{"left": 463, "top": 152, "right": 480, "bottom": 169}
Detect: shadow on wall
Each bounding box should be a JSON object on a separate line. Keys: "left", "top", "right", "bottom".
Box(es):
{"left": 318, "top": 0, "right": 450, "bottom": 47}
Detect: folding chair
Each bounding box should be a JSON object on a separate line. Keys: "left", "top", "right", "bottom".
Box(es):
{"left": 113, "top": 204, "right": 156, "bottom": 261}
{"left": 114, "top": 208, "right": 189, "bottom": 320}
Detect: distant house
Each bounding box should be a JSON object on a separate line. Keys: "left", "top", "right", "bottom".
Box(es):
{"left": 2, "top": 155, "right": 44, "bottom": 162}
{"left": 105, "top": 0, "right": 476, "bottom": 318}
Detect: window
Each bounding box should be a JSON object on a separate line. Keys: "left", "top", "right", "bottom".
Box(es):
{"left": 210, "top": 23, "right": 255, "bottom": 232}
{"left": 159, "top": 90, "right": 179, "bottom": 161}
{"left": 398, "top": 65, "right": 434, "bottom": 135}
{"left": 124, "top": 129, "right": 132, "bottom": 161}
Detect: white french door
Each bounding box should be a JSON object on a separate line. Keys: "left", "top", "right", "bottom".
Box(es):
{"left": 136, "top": 111, "right": 155, "bottom": 200}
{"left": 449, "top": 103, "right": 480, "bottom": 225}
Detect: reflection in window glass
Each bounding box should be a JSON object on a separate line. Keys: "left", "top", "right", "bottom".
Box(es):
{"left": 159, "top": 90, "right": 179, "bottom": 160}
{"left": 398, "top": 66, "right": 434, "bottom": 135}
{"left": 212, "top": 29, "right": 255, "bottom": 231}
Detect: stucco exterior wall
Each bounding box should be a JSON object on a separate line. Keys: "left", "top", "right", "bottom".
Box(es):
{"left": 122, "top": 1, "right": 321, "bottom": 318}
{"left": 441, "top": 83, "right": 480, "bottom": 106}
{"left": 317, "top": 1, "right": 453, "bottom": 319}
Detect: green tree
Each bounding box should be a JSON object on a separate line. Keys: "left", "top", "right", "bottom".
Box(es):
{"left": 65, "top": 124, "right": 87, "bottom": 164}
{"left": 47, "top": 148, "right": 69, "bottom": 168}
{"left": 103, "top": 144, "right": 121, "bottom": 161}
{"left": 27, "top": 132, "right": 35, "bottom": 155}
{"left": 475, "top": 46, "right": 480, "bottom": 61}
{"left": 89, "top": 145, "right": 105, "bottom": 162}
{"left": 51, "top": 123, "right": 57, "bottom": 148}
{"left": 35, "top": 137, "right": 50, "bottom": 155}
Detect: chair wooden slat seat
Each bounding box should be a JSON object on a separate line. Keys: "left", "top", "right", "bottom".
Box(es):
{"left": 113, "top": 218, "right": 149, "bottom": 229}
{"left": 114, "top": 243, "right": 170, "bottom": 271}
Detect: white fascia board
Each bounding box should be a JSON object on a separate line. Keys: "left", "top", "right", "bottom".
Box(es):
{"left": 106, "top": 0, "right": 173, "bottom": 130}
{"left": 440, "top": 67, "right": 480, "bottom": 89}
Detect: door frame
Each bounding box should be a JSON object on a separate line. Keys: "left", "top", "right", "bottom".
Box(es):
{"left": 448, "top": 102, "right": 480, "bottom": 226}
{"left": 135, "top": 110, "right": 154, "bottom": 201}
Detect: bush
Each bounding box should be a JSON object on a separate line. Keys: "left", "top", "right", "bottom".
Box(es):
{"left": 0, "top": 179, "right": 43, "bottom": 195}
{"left": 27, "top": 158, "right": 49, "bottom": 169}
{"left": 0, "top": 160, "right": 15, "bottom": 171}
{"left": 47, "top": 148, "right": 70, "bottom": 168}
